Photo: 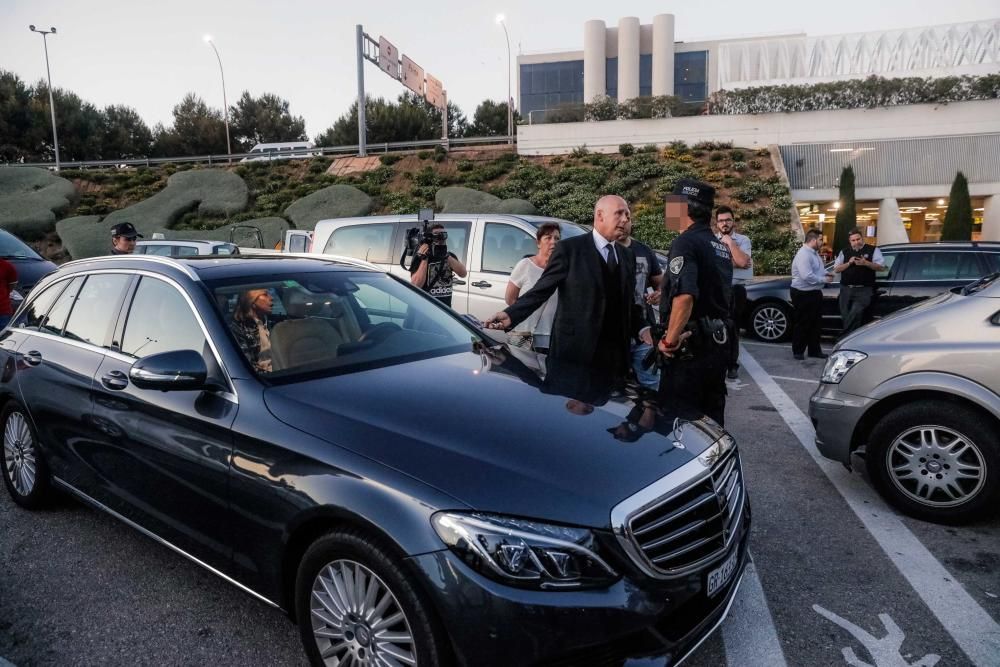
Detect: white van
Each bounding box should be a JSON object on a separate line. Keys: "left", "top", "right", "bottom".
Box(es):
{"left": 241, "top": 141, "right": 316, "bottom": 162}
{"left": 297, "top": 214, "right": 587, "bottom": 320}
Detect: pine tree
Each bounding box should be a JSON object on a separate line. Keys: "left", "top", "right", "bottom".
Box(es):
{"left": 941, "top": 172, "right": 973, "bottom": 241}
{"left": 832, "top": 166, "right": 856, "bottom": 255}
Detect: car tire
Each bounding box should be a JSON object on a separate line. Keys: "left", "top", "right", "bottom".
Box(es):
{"left": 295, "top": 528, "right": 451, "bottom": 667}
{"left": 748, "top": 301, "right": 791, "bottom": 342}
{"left": 1, "top": 401, "right": 52, "bottom": 509}
{"left": 868, "top": 400, "right": 999, "bottom": 525}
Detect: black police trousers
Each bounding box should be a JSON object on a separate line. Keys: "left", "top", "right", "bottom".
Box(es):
{"left": 657, "top": 347, "right": 728, "bottom": 427}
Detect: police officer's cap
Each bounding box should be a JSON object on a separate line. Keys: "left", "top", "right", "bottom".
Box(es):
{"left": 110, "top": 222, "right": 143, "bottom": 239}
{"left": 671, "top": 179, "right": 715, "bottom": 209}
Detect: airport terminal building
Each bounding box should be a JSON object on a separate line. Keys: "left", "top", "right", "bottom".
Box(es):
{"left": 517, "top": 16, "right": 1000, "bottom": 242}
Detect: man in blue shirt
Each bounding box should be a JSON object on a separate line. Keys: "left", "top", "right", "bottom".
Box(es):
{"left": 790, "top": 228, "right": 832, "bottom": 360}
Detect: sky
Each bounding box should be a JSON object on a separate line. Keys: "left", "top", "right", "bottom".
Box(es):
{"left": 2, "top": 0, "right": 998, "bottom": 139}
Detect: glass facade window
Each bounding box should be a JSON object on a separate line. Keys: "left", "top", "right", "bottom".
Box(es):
{"left": 523, "top": 51, "right": 708, "bottom": 112}
{"left": 519, "top": 60, "right": 584, "bottom": 118}
{"left": 675, "top": 51, "right": 708, "bottom": 102}
{"left": 639, "top": 54, "right": 652, "bottom": 97}
{"left": 605, "top": 57, "right": 618, "bottom": 99}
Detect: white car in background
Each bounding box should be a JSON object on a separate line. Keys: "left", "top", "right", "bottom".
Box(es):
{"left": 240, "top": 142, "right": 316, "bottom": 162}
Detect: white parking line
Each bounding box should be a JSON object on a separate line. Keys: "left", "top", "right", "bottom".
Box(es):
{"left": 722, "top": 561, "right": 788, "bottom": 666}
{"left": 739, "top": 345, "right": 1000, "bottom": 666}
{"left": 769, "top": 375, "right": 819, "bottom": 384}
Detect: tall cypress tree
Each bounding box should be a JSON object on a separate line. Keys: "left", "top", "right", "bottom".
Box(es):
{"left": 941, "top": 172, "right": 973, "bottom": 241}
{"left": 833, "top": 165, "right": 856, "bottom": 254}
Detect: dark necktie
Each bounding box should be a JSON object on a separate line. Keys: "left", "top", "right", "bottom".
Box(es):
{"left": 606, "top": 244, "right": 618, "bottom": 274}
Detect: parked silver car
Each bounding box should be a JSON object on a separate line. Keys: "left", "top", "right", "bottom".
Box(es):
{"left": 810, "top": 272, "right": 1000, "bottom": 524}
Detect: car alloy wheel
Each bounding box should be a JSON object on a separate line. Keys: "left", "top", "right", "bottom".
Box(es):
{"left": 3, "top": 410, "right": 37, "bottom": 497}
{"left": 886, "top": 425, "right": 986, "bottom": 508}
{"left": 310, "top": 558, "right": 417, "bottom": 666}
{"left": 752, "top": 305, "right": 788, "bottom": 341}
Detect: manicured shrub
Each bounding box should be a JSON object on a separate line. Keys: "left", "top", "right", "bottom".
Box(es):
{"left": 619, "top": 143, "right": 636, "bottom": 157}
{"left": 0, "top": 167, "right": 78, "bottom": 240}
{"left": 284, "top": 184, "right": 373, "bottom": 230}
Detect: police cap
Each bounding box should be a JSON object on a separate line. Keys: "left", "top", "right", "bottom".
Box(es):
{"left": 110, "top": 222, "right": 143, "bottom": 239}
{"left": 671, "top": 179, "right": 716, "bottom": 209}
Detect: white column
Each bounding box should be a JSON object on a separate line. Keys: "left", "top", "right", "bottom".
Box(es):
{"left": 617, "top": 17, "right": 640, "bottom": 102}
{"left": 877, "top": 198, "right": 910, "bottom": 245}
{"left": 583, "top": 20, "right": 607, "bottom": 103}
{"left": 982, "top": 195, "right": 1000, "bottom": 241}
{"left": 652, "top": 14, "right": 675, "bottom": 97}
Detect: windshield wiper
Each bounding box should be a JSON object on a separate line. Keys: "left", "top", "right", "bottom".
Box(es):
{"left": 960, "top": 272, "right": 999, "bottom": 296}
{"left": 0, "top": 254, "right": 39, "bottom": 260}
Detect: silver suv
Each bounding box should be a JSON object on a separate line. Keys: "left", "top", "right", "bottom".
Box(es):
{"left": 810, "top": 272, "right": 1000, "bottom": 524}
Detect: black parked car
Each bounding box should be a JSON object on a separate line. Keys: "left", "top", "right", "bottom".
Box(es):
{"left": 0, "top": 228, "right": 58, "bottom": 303}
{"left": 743, "top": 241, "right": 1000, "bottom": 341}
{"left": 1, "top": 254, "right": 750, "bottom": 666}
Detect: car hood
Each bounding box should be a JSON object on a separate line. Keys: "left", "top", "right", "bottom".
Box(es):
{"left": 838, "top": 290, "right": 961, "bottom": 347}
{"left": 262, "top": 348, "right": 725, "bottom": 528}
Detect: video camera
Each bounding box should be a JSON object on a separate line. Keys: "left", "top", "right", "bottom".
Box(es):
{"left": 400, "top": 208, "right": 449, "bottom": 269}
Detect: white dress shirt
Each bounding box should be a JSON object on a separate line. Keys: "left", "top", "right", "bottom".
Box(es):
{"left": 592, "top": 229, "right": 618, "bottom": 264}
{"left": 791, "top": 245, "right": 828, "bottom": 291}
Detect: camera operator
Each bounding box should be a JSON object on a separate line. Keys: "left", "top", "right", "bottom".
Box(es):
{"left": 410, "top": 223, "right": 467, "bottom": 308}
{"left": 642, "top": 179, "right": 732, "bottom": 427}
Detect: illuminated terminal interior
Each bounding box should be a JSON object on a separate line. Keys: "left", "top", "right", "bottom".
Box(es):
{"left": 797, "top": 198, "right": 988, "bottom": 247}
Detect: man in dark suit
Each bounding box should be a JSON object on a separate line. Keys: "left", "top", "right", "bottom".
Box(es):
{"left": 486, "top": 195, "right": 646, "bottom": 377}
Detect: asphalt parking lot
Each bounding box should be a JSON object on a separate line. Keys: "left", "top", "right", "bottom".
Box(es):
{"left": 1, "top": 340, "right": 998, "bottom": 667}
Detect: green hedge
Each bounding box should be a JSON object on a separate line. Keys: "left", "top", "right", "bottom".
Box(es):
{"left": 285, "top": 184, "right": 373, "bottom": 230}
{"left": 103, "top": 169, "right": 249, "bottom": 231}
{"left": 0, "top": 167, "right": 78, "bottom": 240}
{"left": 54, "top": 215, "right": 107, "bottom": 259}
{"left": 436, "top": 187, "right": 501, "bottom": 213}
{"left": 708, "top": 74, "right": 1000, "bottom": 115}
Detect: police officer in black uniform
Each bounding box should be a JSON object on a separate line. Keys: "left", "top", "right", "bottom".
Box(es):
{"left": 644, "top": 179, "right": 733, "bottom": 426}
{"left": 109, "top": 222, "right": 142, "bottom": 255}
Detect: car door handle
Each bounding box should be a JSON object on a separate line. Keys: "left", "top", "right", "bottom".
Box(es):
{"left": 471, "top": 281, "right": 492, "bottom": 289}
{"left": 453, "top": 279, "right": 467, "bottom": 286}
{"left": 876, "top": 289, "right": 887, "bottom": 296}
{"left": 101, "top": 370, "right": 129, "bottom": 391}
{"left": 23, "top": 350, "right": 42, "bottom": 366}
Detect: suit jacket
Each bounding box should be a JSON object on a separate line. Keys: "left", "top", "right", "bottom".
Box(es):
{"left": 505, "top": 233, "right": 640, "bottom": 366}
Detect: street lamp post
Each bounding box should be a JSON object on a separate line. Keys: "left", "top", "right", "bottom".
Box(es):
{"left": 495, "top": 14, "right": 513, "bottom": 144}
{"left": 203, "top": 35, "right": 232, "bottom": 160}
{"left": 28, "top": 25, "right": 60, "bottom": 170}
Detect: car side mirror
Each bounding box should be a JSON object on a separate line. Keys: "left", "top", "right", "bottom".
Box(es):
{"left": 129, "top": 350, "right": 208, "bottom": 391}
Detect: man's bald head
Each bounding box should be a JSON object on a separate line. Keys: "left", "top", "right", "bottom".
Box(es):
{"left": 593, "top": 195, "right": 631, "bottom": 242}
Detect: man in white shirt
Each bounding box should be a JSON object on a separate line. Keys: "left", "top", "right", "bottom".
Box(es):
{"left": 790, "top": 228, "right": 833, "bottom": 360}
{"left": 833, "top": 227, "right": 885, "bottom": 336}
{"left": 716, "top": 206, "right": 752, "bottom": 379}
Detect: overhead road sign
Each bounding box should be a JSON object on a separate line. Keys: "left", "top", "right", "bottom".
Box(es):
{"left": 378, "top": 37, "right": 399, "bottom": 79}
{"left": 402, "top": 55, "right": 424, "bottom": 96}
{"left": 425, "top": 73, "right": 445, "bottom": 109}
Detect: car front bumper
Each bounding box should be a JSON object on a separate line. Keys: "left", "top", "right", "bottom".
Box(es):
{"left": 408, "top": 502, "right": 751, "bottom": 666}
{"left": 809, "top": 383, "right": 875, "bottom": 463}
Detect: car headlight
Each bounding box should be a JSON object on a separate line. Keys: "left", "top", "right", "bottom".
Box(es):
{"left": 821, "top": 350, "right": 867, "bottom": 384}
{"left": 431, "top": 512, "right": 619, "bottom": 590}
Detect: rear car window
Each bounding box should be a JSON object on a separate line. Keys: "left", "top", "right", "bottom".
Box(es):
{"left": 483, "top": 223, "right": 536, "bottom": 274}
{"left": 324, "top": 224, "right": 395, "bottom": 263}
{"left": 14, "top": 279, "right": 69, "bottom": 331}
{"left": 901, "top": 252, "right": 982, "bottom": 281}
{"left": 62, "top": 274, "right": 131, "bottom": 346}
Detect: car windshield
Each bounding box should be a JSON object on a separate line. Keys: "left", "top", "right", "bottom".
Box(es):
{"left": 530, "top": 220, "right": 587, "bottom": 239}
{"left": 207, "top": 270, "right": 480, "bottom": 382}
{"left": 0, "top": 231, "right": 42, "bottom": 260}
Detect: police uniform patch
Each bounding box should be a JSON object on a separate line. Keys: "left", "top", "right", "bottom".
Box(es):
{"left": 669, "top": 256, "right": 684, "bottom": 274}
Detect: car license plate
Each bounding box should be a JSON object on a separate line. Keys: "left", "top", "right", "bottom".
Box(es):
{"left": 706, "top": 549, "right": 739, "bottom": 598}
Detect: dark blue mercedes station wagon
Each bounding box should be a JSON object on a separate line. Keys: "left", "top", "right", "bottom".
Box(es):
{"left": 0, "top": 254, "right": 750, "bottom": 666}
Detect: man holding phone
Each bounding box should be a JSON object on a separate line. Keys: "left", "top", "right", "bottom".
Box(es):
{"left": 833, "top": 228, "right": 885, "bottom": 336}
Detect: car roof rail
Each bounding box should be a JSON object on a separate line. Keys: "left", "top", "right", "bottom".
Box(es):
{"left": 59, "top": 254, "right": 201, "bottom": 280}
